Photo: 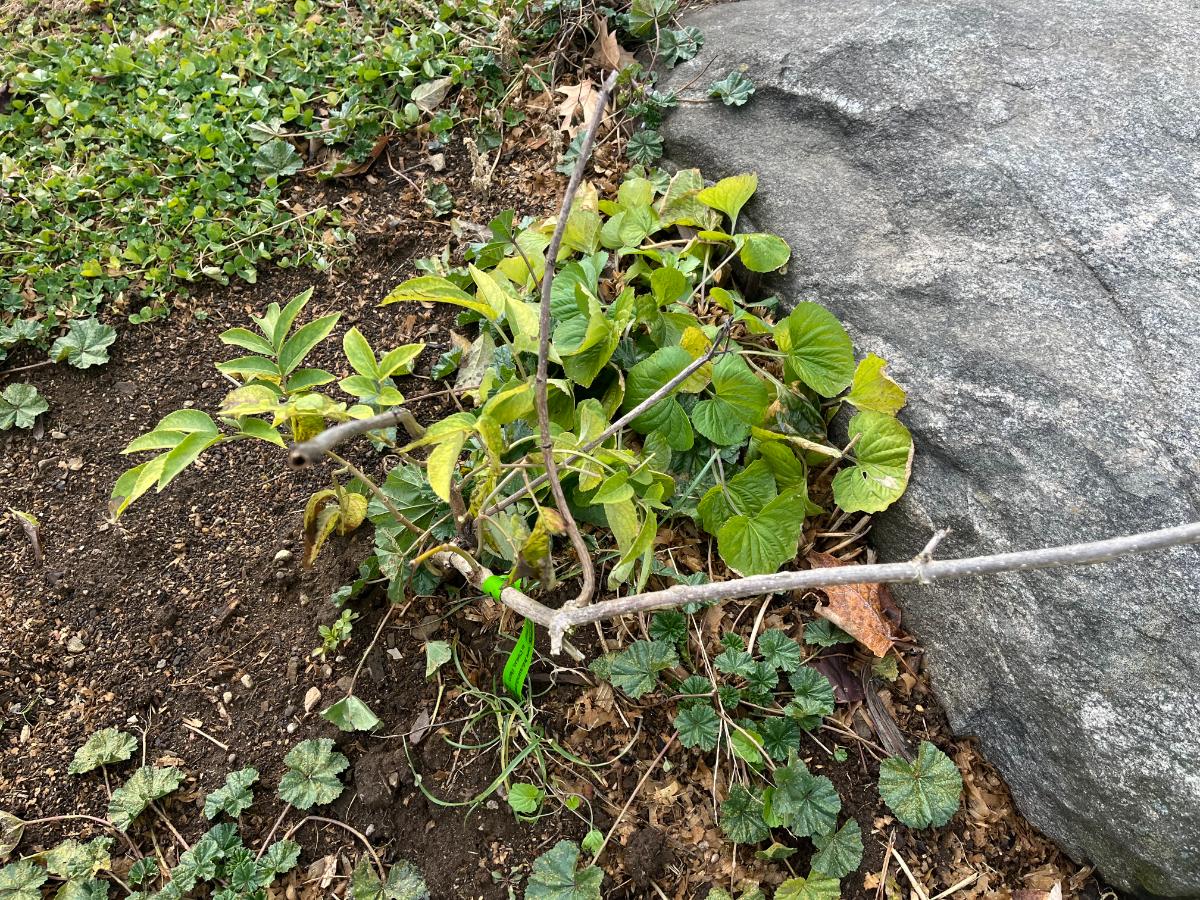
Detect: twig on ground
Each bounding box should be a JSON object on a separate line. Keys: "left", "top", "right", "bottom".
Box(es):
{"left": 534, "top": 68, "right": 617, "bottom": 611}
{"left": 890, "top": 842, "right": 931, "bottom": 900}
{"left": 0, "top": 359, "right": 53, "bottom": 379}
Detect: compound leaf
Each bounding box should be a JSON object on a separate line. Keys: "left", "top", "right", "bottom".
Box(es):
{"left": 277, "top": 739, "right": 348, "bottom": 810}
{"left": 878, "top": 741, "right": 962, "bottom": 828}
{"left": 68, "top": 728, "right": 137, "bottom": 775}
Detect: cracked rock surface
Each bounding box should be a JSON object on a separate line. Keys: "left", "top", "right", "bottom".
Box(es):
{"left": 662, "top": 1, "right": 1200, "bottom": 895}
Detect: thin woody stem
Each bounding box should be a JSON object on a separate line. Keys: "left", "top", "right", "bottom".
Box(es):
{"left": 442, "top": 521, "right": 1200, "bottom": 655}
{"left": 288, "top": 407, "right": 426, "bottom": 468}
{"left": 534, "top": 69, "right": 617, "bottom": 611}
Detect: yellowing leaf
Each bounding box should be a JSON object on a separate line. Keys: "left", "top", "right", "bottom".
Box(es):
{"left": 381, "top": 276, "right": 496, "bottom": 320}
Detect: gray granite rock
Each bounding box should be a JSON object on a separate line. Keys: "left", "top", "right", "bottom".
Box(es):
{"left": 661, "top": 1, "right": 1200, "bottom": 895}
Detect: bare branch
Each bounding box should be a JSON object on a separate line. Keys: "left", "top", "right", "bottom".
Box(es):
{"left": 288, "top": 407, "right": 426, "bottom": 469}
{"left": 535, "top": 69, "right": 618, "bottom": 611}
{"left": 433, "top": 520, "right": 1200, "bottom": 655}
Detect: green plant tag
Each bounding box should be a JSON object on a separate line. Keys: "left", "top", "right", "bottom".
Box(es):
{"left": 481, "top": 573, "right": 507, "bottom": 600}
{"left": 503, "top": 618, "right": 536, "bottom": 699}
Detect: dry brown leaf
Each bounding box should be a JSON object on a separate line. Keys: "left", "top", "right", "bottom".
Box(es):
{"left": 555, "top": 80, "right": 604, "bottom": 138}
{"left": 807, "top": 551, "right": 900, "bottom": 657}
{"left": 591, "top": 16, "right": 635, "bottom": 71}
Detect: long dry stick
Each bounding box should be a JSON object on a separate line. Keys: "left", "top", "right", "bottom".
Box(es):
{"left": 534, "top": 68, "right": 618, "bottom": 611}
{"left": 428, "top": 521, "right": 1200, "bottom": 654}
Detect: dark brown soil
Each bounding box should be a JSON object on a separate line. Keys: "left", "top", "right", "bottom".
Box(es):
{"left": 1, "top": 117, "right": 1107, "bottom": 899}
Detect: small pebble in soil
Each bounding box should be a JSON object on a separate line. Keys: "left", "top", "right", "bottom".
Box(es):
{"left": 240, "top": 674, "right": 253, "bottom": 689}
{"left": 274, "top": 549, "right": 293, "bottom": 564}
{"left": 50, "top": 430, "right": 66, "bottom": 440}
{"left": 222, "top": 691, "right": 233, "bottom": 703}
{"left": 304, "top": 687, "right": 321, "bottom": 713}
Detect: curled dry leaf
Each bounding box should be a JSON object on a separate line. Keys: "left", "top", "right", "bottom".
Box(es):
{"left": 555, "top": 80, "right": 608, "bottom": 138}
{"left": 806, "top": 551, "right": 900, "bottom": 657}
{"left": 591, "top": 16, "right": 636, "bottom": 71}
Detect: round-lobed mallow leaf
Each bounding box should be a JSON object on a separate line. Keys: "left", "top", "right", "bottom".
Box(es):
{"left": 525, "top": 840, "right": 603, "bottom": 900}
{"left": 674, "top": 704, "right": 720, "bottom": 751}
{"left": 0, "top": 859, "right": 47, "bottom": 899}
{"left": 50, "top": 318, "right": 116, "bottom": 369}
{"left": 719, "top": 784, "right": 769, "bottom": 844}
{"left": 68, "top": 727, "right": 137, "bottom": 775}
{"left": 277, "top": 738, "right": 348, "bottom": 810}
{"left": 607, "top": 640, "right": 678, "bottom": 699}
{"left": 810, "top": 818, "right": 863, "bottom": 878}
{"left": 758, "top": 629, "right": 802, "bottom": 672}
{"left": 769, "top": 758, "right": 840, "bottom": 837}
{"left": 878, "top": 741, "right": 963, "bottom": 828}
{"left": 0, "top": 384, "right": 49, "bottom": 430}
{"left": 108, "top": 766, "right": 184, "bottom": 831}
{"left": 775, "top": 871, "right": 841, "bottom": 900}
{"left": 203, "top": 767, "right": 259, "bottom": 820}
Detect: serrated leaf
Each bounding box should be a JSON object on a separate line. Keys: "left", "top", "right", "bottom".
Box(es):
{"left": 878, "top": 741, "right": 962, "bottom": 828}
{"left": 279, "top": 312, "right": 340, "bottom": 375}
{"left": 506, "top": 783, "right": 544, "bottom": 815}
{"left": 0, "top": 384, "right": 48, "bottom": 430}
{"left": 714, "top": 648, "right": 755, "bottom": 677}
{"left": 525, "top": 840, "right": 603, "bottom": 900}
{"left": 127, "top": 858, "right": 157, "bottom": 886}
{"left": 697, "top": 173, "right": 757, "bottom": 229}
{"left": 351, "top": 856, "right": 430, "bottom": 900}
{"left": 107, "top": 766, "right": 184, "bottom": 830}
{"left": 846, "top": 353, "right": 906, "bottom": 414}
{"left": 622, "top": 346, "right": 695, "bottom": 451}
{"left": 758, "top": 717, "right": 801, "bottom": 762}
{"left": 56, "top": 878, "right": 109, "bottom": 899}
{"left": 803, "top": 620, "right": 856, "bottom": 648}
{"left": 709, "top": 71, "right": 756, "bottom": 107}
{"left": 648, "top": 611, "right": 688, "bottom": 646}
{"left": 580, "top": 829, "right": 603, "bottom": 856}
{"left": 68, "top": 728, "right": 137, "bottom": 775}
{"left": 831, "top": 411, "right": 913, "bottom": 513}
{"left": 277, "top": 739, "right": 348, "bottom": 810}
{"left": 786, "top": 667, "right": 835, "bottom": 731}
{"left": 0, "top": 860, "right": 46, "bottom": 899}
{"left": 770, "top": 758, "right": 840, "bottom": 837}
{"left": 775, "top": 871, "right": 840, "bottom": 900}
{"left": 758, "top": 630, "right": 802, "bottom": 672}
{"left": 203, "top": 768, "right": 259, "bottom": 819}
{"left": 256, "top": 839, "right": 300, "bottom": 879}
{"left": 717, "top": 488, "right": 806, "bottom": 576}
{"left": 674, "top": 704, "right": 719, "bottom": 751}
{"left": 691, "top": 354, "right": 769, "bottom": 446}
{"left": 322, "top": 696, "right": 381, "bottom": 733}
{"left": 719, "top": 785, "right": 768, "bottom": 844}
{"left": 774, "top": 303, "right": 854, "bottom": 398}
{"left": 608, "top": 640, "right": 678, "bottom": 699}
{"left": 677, "top": 675, "right": 713, "bottom": 706}
{"left": 252, "top": 139, "right": 302, "bottom": 177}
{"left": 43, "top": 837, "right": 111, "bottom": 881}
{"left": 50, "top": 318, "right": 116, "bottom": 369}
{"left": 810, "top": 819, "right": 863, "bottom": 878}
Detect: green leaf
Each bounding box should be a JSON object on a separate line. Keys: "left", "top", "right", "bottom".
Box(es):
{"left": 755, "top": 841, "right": 797, "bottom": 861}
{"left": 219, "top": 327, "right": 276, "bottom": 356}
{"left": 608, "top": 640, "right": 678, "bottom": 699}
{"left": 382, "top": 276, "right": 497, "bottom": 320}
{"left": 422, "top": 640, "right": 452, "bottom": 678}
{"left": 648, "top": 610, "right": 688, "bottom": 646}
{"left": 204, "top": 768, "right": 259, "bottom": 819}
{"left": 127, "top": 858, "right": 157, "bottom": 886}
{"left": 0, "top": 812, "right": 22, "bottom": 860}
{"left": 775, "top": 871, "right": 840, "bottom": 900}
{"left": 342, "top": 327, "right": 378, "bottom": 377}
{"left": 677, "top": 675, "right": 713, "bottom": 706}
{"left": 697, "top": 459, "right": 776, "bottom": 535}
{"left": 525, "top": 841, "right": 603, "bottom": 900}
{"left": 506, "top": 783, "right": 544, "bottom": 815}
{"left": 378, "top": 343, "right": 424, "bottom": 378}
{"left": 277, "top": 738, "right": 349, "bottom": 810}
{"left": 786, "top": 667, "right": 835, "bottom": 730}
{"left": 253, "top": 139, "right": 303, "bottom": 177}
{"left": 774, "top": 303, "right": 854, "bottom": 398}
{"left": 717, "top": 488, "right": 807, "bottom": 576}
{"left": 322, "top": 696, "right": 381, "bottom": 733}
{"left": 719, "top": 785, "right": 769, "bottom": 844}
{"left": 351, "top": 856, "right": 430, "bottom": 900}
{"left": 674, "top": 704, "right": 719, "bottom": 751}
{"left": 553, "top": 296, "right": 619, "bottom": 388}
{"left": 737, "top": 233, "right": 790, "bottom": 273}
{"left": 0, "top": 384, "right": 48, "bottom": 430}
{"left": 810, "top": 819, "right": 863, "bottom": 878}
{"left": 804, "top": 620, "right": 855, "bottom": 648}
{"left": 691, "top": 354, "right": 769, "bottom": 446}
{"left": 426, "top": 431, "right": 466, "bottom": 503}
{"left": 627, "top": 129, "right": 663, "bottom": 164}
{"left": 622, "top": 346, "right": 694, "bottom": 451}
{"left": 257, "top": 839, "right": 300, "bottom": 880}
{"left": 714, "top": 648, "right": 754, "bottom": 677}
{"left": 157, "top": 430, "right": 222, "bottom": 491}
{"left": 709, "top": 71, "right": 757, "bottom": 107}
{"left": 758, "top": 717, "right": 801, "bottom": 762}
{"left": 831, "top": 411, "right": 914, "bottom": 513}
{"left": 878, "top": 741, "right": 962, "bottom": 828}
{"left": 696, "top": 173, "right": 757, "bottom": 229}
{"left": 43, "top": 837, "right": 111, "bottom": 881}
{"left": 846, "top": 353, "right": 906, "bottom": 414}
{"left": 279, "top": 312, "right": 340, "bottom": 375}
{"left": 67, "top": 728, "right": 137, "bottom": 775}
{"left": 0, "top": 860, "right": 46, "bottom": 899}
{"left": 50, "top": 318, "right": 116, "bottom": 368}
{"left": 580, "top": 829, "right": 603, "bottom": 856}
{"left": 770, "top": 758, "right": 840, "bottom": 837}
{"left": 729, "top": 725, "right": 765, "bottom": 767}
{"left": 108, "top": 766, "right": 184, "bottom": 830}
{"left": 758, "top": 629, "right": 802, "bottom": 672}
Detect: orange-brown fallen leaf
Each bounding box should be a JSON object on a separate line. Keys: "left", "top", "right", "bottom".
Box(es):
{"left": 591, "top": 15, "right": 636, "bottom": 71}
{"left": 555, "top": 80, "right": 606, "bottom": 138}
{"left": 806, "top": 551, "right": 901, "bottom": 657}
